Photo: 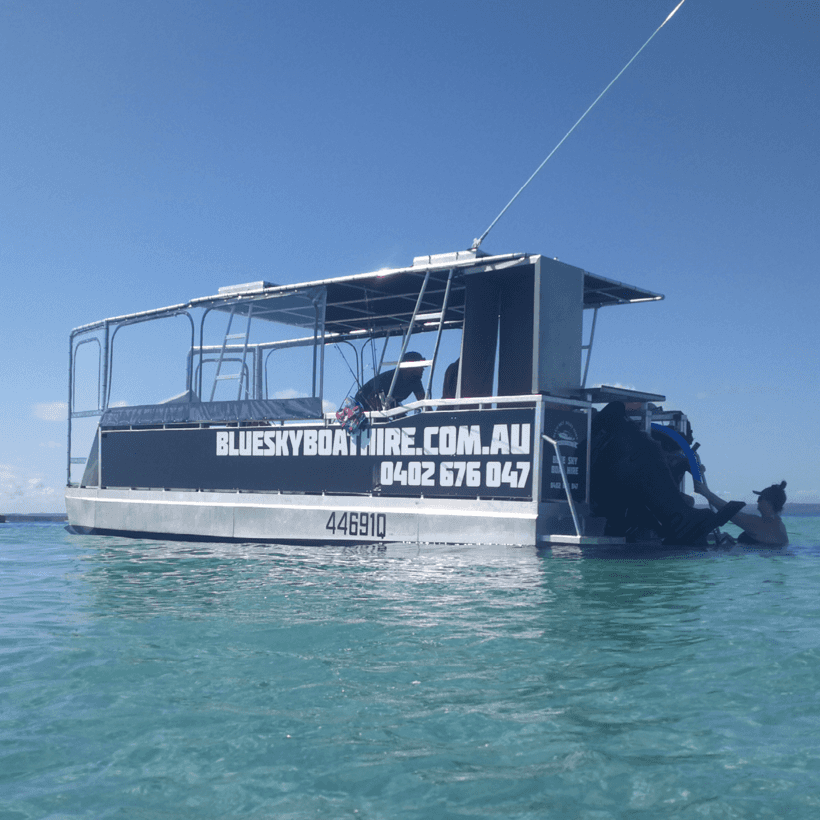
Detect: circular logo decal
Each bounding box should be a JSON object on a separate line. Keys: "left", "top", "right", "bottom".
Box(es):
{"left": 552, "top": 420, "right": 579, "bottom": 449}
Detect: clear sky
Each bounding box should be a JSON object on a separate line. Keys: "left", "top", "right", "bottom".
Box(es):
{"left": 2, "top": 0, "right": 818, "bottom": 513}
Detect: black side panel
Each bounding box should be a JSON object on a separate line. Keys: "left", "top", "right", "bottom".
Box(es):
{"left": 99, "top": 408, "right": 540, "bottom": 500}
{"left": 460, "top": 267, "right": 534, "bottom": 398}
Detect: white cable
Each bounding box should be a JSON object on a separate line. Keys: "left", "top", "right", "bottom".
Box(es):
{"left": 472, "top": 0, "right": 687, "bottom": 251}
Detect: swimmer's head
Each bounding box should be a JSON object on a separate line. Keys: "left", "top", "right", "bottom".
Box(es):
{"left": 754, "top": 481, "right": 787, "bottom": 513}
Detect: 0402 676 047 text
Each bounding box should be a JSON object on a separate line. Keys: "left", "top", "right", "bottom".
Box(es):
{"left": 379, "top": 460, "right": 530, "bottom": 489}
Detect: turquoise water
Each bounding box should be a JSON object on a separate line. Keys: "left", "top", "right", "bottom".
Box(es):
{"left": 3, "top": 519, "right": 820, "bottom": 819}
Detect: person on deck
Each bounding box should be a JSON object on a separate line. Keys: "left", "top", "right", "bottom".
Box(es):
{"left": 441, "top": 358, "right": 460, "bottom": 400}
{"left": 354, "top": 351, "right": 426, "bottom": 411}
{"left": 694, "top": 478, "right": 788, "bottom": 546}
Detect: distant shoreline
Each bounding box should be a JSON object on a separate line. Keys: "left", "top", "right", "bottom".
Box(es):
{"left": 1, "top": 513, "right": 68, "bottom": 523}
{"left": 775, "top": 503, "right": 820, "bottom": 516}
{"left": 694, "top": 503, "right": 820, "bottom": 516}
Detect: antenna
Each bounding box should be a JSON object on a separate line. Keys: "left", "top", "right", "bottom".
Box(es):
{"left": 471, "top": 0, "right": 687, "bottom": 251}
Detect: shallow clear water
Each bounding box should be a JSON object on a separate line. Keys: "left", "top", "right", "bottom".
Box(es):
{"left": 3, "top": 519, "right": 820, "bottom": 819}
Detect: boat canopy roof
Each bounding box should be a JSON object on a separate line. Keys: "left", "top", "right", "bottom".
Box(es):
{"left": 71, "top": 250, "right": 663, "bottom": 337}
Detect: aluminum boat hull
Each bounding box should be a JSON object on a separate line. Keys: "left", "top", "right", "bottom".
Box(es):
{"left": 65, "top": 486, "right": 548, "bottom": 545}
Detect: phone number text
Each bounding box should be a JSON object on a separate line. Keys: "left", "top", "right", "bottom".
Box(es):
{"left": 379, "top": 460, "right": 530, "bottom": 489}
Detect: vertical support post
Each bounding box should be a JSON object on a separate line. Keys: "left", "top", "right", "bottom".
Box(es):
{"left": 98, "top": 322, "right": 109, "bottom": 489}
{"left": 97, "top": 423, "right": 103, "bottom": 488}
{"left": 198, "top": 308, "right": 210, "bottom": 400}
{"left": 66, "top": 333, "right": 74, "bottom": 487}
{"left": 319, "top": 328, "right": 325, "bottom": 409}
{"left": 311, "top": 289, "right": 327, "bottom": 407}
{"left": 387, "top": 270, "right": 430, "bottom": 402}
{"left": 186, "top": 349, "right": 194, "bottom": 397}
{"left": 313, "top": 305, "right": 319, "bottom": 399}
{"left": 236, "top": 303, "right": 253, "bottom": 400}
{"left": 585, "top": 405, "right": 592, "bottom": 504}
{"left": 185, "top": 318, "right": 195, "bottom": 396}
{"left": 254, "top": 348, "right": 263, "bottom": 400}
{"left": 581, "top": 307, "right": 598, "bottom": 389}
{"left": 531, "top": 398, "right": 545, "bottom": 504}
{"left": 101, "top": 322, "right": 110, "bottom": 411}
{"left": 377, "top": 336, "right": 389, "bottom": 377}
{"left": 425, "top": 268, "right": 453, "bottom": 401}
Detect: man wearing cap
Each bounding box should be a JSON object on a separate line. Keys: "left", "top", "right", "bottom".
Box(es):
{"left": 694, "top": 478, "right": 789, "bottom": 546}
{"left": 354, "top": 352, "right": 426, "bottom": 411}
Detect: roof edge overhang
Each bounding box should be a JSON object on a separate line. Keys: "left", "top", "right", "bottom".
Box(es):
{"left": 69, "top": 250, "right": 663, "bottom": 335}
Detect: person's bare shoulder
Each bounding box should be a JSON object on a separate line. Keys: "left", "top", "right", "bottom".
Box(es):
{"left": 743, "top": 515, "right": 788, "bottom": 545}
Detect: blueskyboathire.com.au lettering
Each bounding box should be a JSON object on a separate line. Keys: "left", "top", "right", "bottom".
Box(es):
{"left": 215, "top": 423, "right": 532, "bottom": 458}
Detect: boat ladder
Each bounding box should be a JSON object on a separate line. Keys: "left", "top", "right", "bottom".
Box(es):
{"left": 209, "top": 303, "right": 255, "bottom": 401}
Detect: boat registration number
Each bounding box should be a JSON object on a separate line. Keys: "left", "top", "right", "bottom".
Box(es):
{"left": 326, "top": 511, "right": 387, "bottom": 539}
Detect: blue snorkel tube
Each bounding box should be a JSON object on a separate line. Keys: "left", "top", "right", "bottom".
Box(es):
{"left": 650, "top": 424, "right": 702, "bottom": 483}
{"left": 651, "top": 424, "right": 728, "bottom": 545}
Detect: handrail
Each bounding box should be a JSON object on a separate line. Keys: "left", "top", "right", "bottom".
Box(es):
{"left": 386, "top": 269, "right": 431, "bottom": 404}
{"left": 542, "top": 434, "right": 582, "bottom": 537}
{"left": 425, "top": 268, "right": 454, "bottom": 400}
{"left": 339, "top": 392, "right": 593, "bottom": 421}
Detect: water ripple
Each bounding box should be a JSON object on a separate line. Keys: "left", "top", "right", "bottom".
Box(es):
{"left": 2, "top": 522, "right": 820, "bottom": 817}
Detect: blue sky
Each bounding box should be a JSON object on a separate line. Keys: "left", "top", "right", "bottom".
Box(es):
{"left": 2, "top": 0, "right": 818, "bottom": 513}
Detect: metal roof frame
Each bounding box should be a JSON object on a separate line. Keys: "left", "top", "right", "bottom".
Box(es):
{"left": 70, "top": 251, "right": 663, "bottom": 339}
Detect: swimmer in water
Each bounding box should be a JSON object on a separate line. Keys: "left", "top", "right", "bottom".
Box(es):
{"left": 694, "top": 477, "right": 788, "bottom": 546}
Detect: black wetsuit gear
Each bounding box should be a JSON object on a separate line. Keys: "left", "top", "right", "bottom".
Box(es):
{"left": 355, "top": 368, "right": 424, "bottom": 411}
{"left": 590, "top": 402, "right": 744, "bottom": 545}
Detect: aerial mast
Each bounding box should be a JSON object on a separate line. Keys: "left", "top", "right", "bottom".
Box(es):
{"left": 471, "top": 0, "right": 688, "bottom": 251}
